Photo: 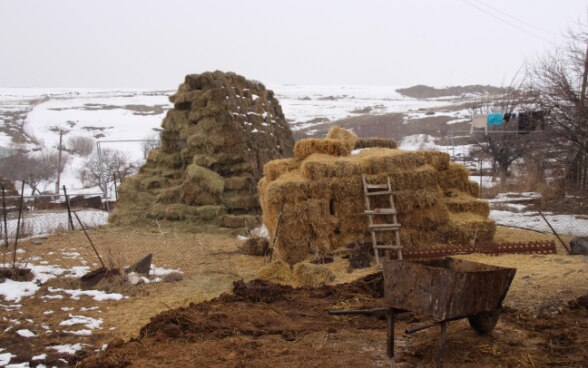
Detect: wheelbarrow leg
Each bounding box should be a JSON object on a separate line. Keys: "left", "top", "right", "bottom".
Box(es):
{"left": 386, "top": 308, "right": 395, "bottom": 358}
{"left": 436, "top": 321, "right": 447, "bottom": 368}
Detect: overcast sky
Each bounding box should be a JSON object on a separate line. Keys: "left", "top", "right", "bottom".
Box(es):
{"left": 0, "top": 0, "right": 586, "bottom": 88}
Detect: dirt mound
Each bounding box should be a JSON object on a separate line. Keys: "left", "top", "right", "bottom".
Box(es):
{"left": 110, "top": 71, "right": 294, "bottom": 233}
{"left": 79, "top": 275, "right": 588, "bottom": 368}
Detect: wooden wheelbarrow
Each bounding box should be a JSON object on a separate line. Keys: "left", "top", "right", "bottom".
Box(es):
{"left": 330, "top": 257, "right": 516, "bottom": 367}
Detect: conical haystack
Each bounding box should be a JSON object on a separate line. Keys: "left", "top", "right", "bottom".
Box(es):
{"left": 111, "top": 71, "right": 294, "bottom": 233}
{"left": 259, "top": 127, "right": 494, "bottom": 264}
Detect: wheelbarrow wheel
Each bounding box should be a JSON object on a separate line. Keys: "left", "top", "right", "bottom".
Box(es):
{"left": 468, "top": 310, "right": 500, "bottom": 334}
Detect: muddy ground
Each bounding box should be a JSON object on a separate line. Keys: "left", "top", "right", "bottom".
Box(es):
{"left": 80, "top": 276, "right": 588, "bottom": 368}
{"left": 0, "top": 225, "right": 587, "bottom": 367}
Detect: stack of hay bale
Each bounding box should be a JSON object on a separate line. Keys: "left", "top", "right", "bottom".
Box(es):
{"left": 110, "top": 71, "right": 294, "bottom": 233}
{"left": 259, "top": 127, "right": 494, "bottom": 264}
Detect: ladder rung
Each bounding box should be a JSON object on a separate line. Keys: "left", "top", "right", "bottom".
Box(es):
{"left": 365, "top": 190, "right": 392, "bottom": 196}
{"left": 374, "top": 245, "right": 403, "bottom": 249}
{"left": 369, "top": 224, "right": 401, "bottom": 230}
{"left": 365, "top": 184, "right": 389, "bottom": 190}
{"left": 364, "top": 209, "right": 396, "bottom": 215}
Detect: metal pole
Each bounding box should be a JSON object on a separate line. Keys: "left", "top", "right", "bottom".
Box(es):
{"left": 112, "top": 172, "right": 118, "bottom": 201}
{"left": 479, "top": 159, "right": 483, "bottom": 198}
{"left": 1, "top": 186, "right": 8, "bottom": 248}
{"left": 63, "top": 185, "right": 75, "bottom": 230}
{"left": 386, "top": 308, "right": 395, "bottom": 358}
{"left": 73, "top": 211, "right": 106, "bottom": 269}
{"left": 56, "top": 129, "right": 63, "bottom": 194}
{"left": 12, "top": 182, "right": 25, "bottom": 269}
{"left": 538, "top": 210, "right": 571, "bottom": 254}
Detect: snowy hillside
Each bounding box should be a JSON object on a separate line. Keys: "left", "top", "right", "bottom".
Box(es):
{"left": 0, "top": 86, "right": 481, "bottom": 193}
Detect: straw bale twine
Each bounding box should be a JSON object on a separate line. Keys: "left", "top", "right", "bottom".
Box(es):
{"left": 293, "top": 262, "right": 335, "bottom": 288}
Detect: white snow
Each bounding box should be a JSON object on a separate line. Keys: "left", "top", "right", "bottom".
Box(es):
{"left": 59, "top": 314, "right": 103, "bottom": 330}
{"left": 0, "top": 353, "right": 15, "bottom": 366}
{"left": 491, "top": 210, "right": 588, "bottom": 237}
{"left": 31, "top": 354, "right": 46, "bottom": 361}
{"left": 16, "top": 329, "right": 37, "bottom": 337}
{"left": 47, "top": 343, "right": 83, "bottom": 355}
{"left": 0, "top": 210, "right": 108, "bottom": 244}
{"left": 150, "top": 264, "right": 182, "bottom": 276}
{"left": 48, "top": 287, "right": 124, "bottom": 301}
{"left": 0, "top": 279, "right": 40, "bottom": 302}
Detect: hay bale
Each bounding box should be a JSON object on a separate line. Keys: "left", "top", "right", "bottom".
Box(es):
{"left": 111, "top": 71, "right": 294, "bottom": 227}
{"left": 220, "top": 214, "right": 259, "bottom": 229}
{"left": 294, "top": 139, "right": 352, "bottom": 160}
{"left": 224, "top": 175, "right": 255, "bottom": 191}
{"left": 444, "top": 189, "right": 489, "bottom": 216}
{"left": 441, "top": 212, "right": 496, "bottom": 245}
{"left": 326, "top": 125, "right": 357, "bottom": 151}
{"left": 300, "top": 149, "right": 447, "bottom": 181}
{"left": 354, "top": 137, "right": 398, "bottom": 149}
{"left": 239, "top": 236, "right": 269, "bottom": 256}
{"left": 183, "top": 164, "right": 224, "bottom": 195}
{"left": 196, "top": 205, "right": 226, "bottom": 221}
{"left": 263, "top": 158, "right": 301, "bottom": 182}
{"left": 258, "top": 261, "right": 294, "bottom": 285}
{"left": 258, "top": 128, "right": 495, "bottom": 263}
{"left": 293, "top": 262, "right": 335, "bottom": 288}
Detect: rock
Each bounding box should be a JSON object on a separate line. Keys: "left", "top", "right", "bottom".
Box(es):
{"left": 163, "top": 272, "right": 183, "bottom": 282}
{"left": 126, "top": 253, "right": 153, "bottom": 275}
{"left": 127, "top": 272, "right": 142, "bottom": 286}
{"left": 570, "top": 237, "right": 588, "bottom": 255}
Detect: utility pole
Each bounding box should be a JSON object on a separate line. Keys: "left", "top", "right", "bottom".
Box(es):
{"left": 55, "top": 129, "right": 64, "bottom": 194}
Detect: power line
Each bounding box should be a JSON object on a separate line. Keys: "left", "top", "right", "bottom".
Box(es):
{"left": 470, "top": 0, "right": 561, "bottom": 37}
{"left": 460, "top": 0, "right": 556, "bottom": 45}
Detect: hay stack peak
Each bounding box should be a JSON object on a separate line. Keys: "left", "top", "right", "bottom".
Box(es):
{"left": 111, "top": 71, "right": 294, "bottom": 232}
{"left": 259, "top": 127, "right": 494, "bottom": 264}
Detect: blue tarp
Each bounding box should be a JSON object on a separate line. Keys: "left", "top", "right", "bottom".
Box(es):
{"left": 487, "top": 113, "right": 503, "bottom": 126}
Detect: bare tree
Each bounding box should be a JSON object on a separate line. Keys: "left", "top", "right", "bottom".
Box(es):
{"left": 468, "top": 80, "right": 540, "bottom": 188}
{"left": 0, "top": 153, "right": 61, "bottom": 195}
{"left": 531, "top": 22, "right": 588, "bottom": 188}
{"left": 67, "top": 136, "right": 95, "bottom": 156}
{"left": 78, "top": 149, "right": 136, "bottom": 192}
{"left": 141, "top": 132, "right": 160, "bottom": 159}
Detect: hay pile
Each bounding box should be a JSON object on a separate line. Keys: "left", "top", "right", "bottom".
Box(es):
{"left": 259, "top": 127, "right": 494, "bottom": 264}
{"left": 111, "top": 71, "right": 294, "bottom": 233}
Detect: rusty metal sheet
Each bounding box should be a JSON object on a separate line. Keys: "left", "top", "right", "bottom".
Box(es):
{"left": 383, "top": 258, "right": 516, "bottom": 321}
{"left": 388, "top": 240, "right": 556, "bottom": 260}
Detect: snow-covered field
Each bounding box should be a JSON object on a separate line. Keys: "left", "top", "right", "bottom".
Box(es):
{"left": 0, "top": 86, "right": 478, "bottom": 194}
{"left": 272, "top": 85, "right": 468, "bottom": 131}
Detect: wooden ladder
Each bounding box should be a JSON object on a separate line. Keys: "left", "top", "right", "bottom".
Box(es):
{"left": 362, "top": 174, "right": 403, "bottom": 265}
